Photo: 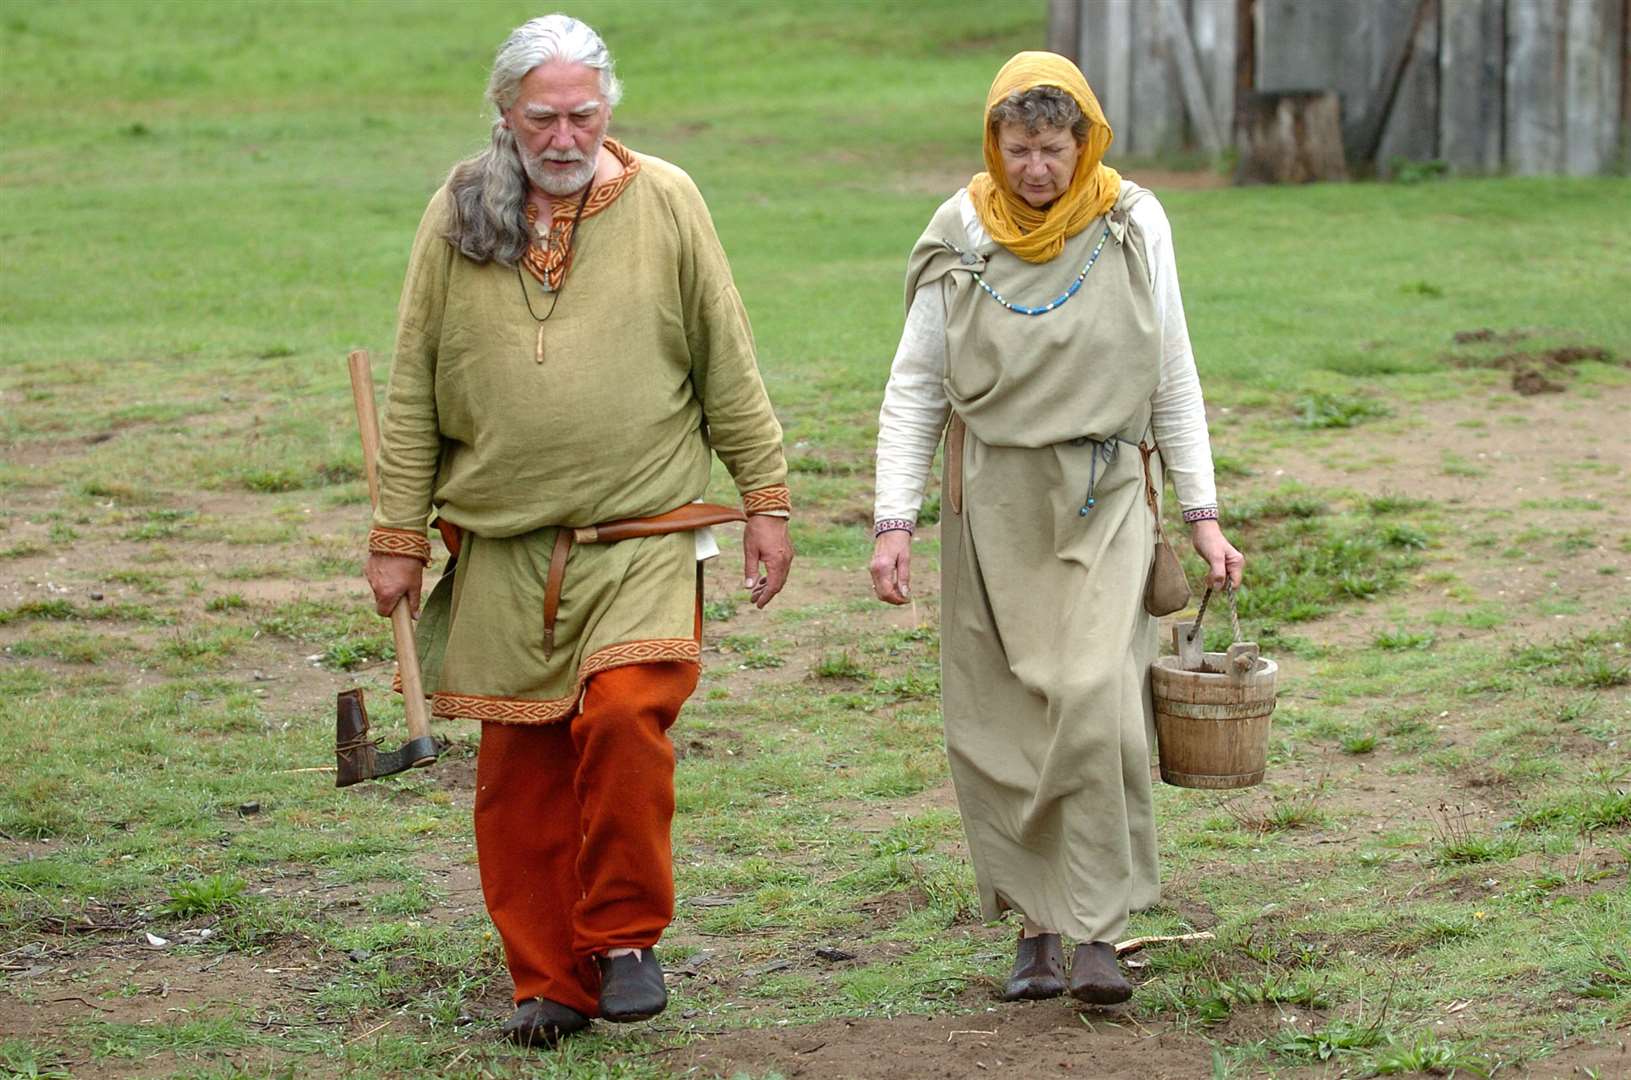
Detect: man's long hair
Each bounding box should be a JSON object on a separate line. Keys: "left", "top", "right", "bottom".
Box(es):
{"left": 445, "top": 14, "right": 623, "bottom": 265}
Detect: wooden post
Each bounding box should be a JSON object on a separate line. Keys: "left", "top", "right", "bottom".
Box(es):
{"left": 1234, "top": 90, "right": 1348, "bottom": 183}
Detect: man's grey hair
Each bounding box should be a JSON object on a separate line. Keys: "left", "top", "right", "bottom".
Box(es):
{"left": 988, "top": 86, "right": 1088, "bottom": 143}
{"left": 444, "top": 14, "right": 623, "bottom": 265}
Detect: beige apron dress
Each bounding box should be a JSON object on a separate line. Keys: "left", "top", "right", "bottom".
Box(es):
{"left": 906, "top": 182, "right": 1165, "bottom": 943}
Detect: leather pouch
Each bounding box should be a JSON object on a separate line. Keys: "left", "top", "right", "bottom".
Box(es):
{"left": 1139, "top": 443, "right": 1191, "bottom": 617}
{"left": 1145, "top": 538, "right": 1190, "bottom": 616}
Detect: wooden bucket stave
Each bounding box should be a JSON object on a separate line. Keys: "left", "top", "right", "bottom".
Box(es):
{"left": 1151, "top": 651, "right": 1278, "bottom": 790}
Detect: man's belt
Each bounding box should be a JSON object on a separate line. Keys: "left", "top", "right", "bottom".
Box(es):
{"left": 571, "top": 502, "right": 747, "bottom": 544}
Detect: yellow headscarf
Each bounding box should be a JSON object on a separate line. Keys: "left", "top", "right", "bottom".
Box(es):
{"left": 968, "top": 51, "right": 1121, "bottom": 264}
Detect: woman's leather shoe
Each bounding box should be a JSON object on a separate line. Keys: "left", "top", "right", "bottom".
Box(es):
{"left": 597, "top": 949, "right": 668, "bottom": 1022}
{"left": 1002, "top": 931, "right": 1067, "bottom": 1000}
{"left": 501, "top": 997, "right": 590, "bottom": 1047}
{"left": 1069, "top": 941, "right": 1133, "bottom": 1005}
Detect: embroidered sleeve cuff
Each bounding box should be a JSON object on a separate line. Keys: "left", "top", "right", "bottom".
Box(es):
{"left": 368, "top": 527, "right": 432, "bottom": 564}
{"left": 874, "top": 517, "right": 916, "bottom": 537}
{"left": 742, "top": 483, "right": 792, "bottom": 516}
{"left": 1183, "top": 506, "right": 1220, "bottom": 524}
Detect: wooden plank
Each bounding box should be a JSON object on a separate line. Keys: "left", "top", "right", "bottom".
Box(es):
{"left": 1129, "top": 0, "right": 1182, "bottom": 154}
{"left": 1047, "top": 0, "right": 1080, "bottom": 65}
{"left": 1191, "top": 0, "right": 1239, "bottom": 144}
{"left": 1564, "top": 0, "right": 1623, "bottom": 174}
{"left": 1563, "top": 0, "right": 1599, "bottom": 174}
{"left": 1376, "top": 0, "right": 1440, "bottom": 171}
{"left": 1599, "top": 0, "right": 1624, "bottom": 171}
{"left": 1439, "top": 0, "right": 1504, "bottom": 174}
{"left": 1337, "top": 0, "right": 1391, "bottom": 156}
{"left": 1344, "top": 0, "right": 1435, "bottom": 169}
{"left": 1081, "top": 0, "right": 1135, "bottom": 142}
{"left": 1623, "top": 0, "right": 1631, "bottom": 172}
{"left": 1254, "top": 0, "right": 1341, "bottom": 91}
{"left": 1623, "top": 0, "right": 1631, "bottom": 171}
{"left": 1506, "top": 0, "right": 1567, "bottom": 175}
{"left": 1159, "top": 0, "right": 1224, "bottom": 151}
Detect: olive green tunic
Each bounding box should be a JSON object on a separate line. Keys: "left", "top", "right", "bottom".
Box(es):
{"left": 373, "top": 150, "right": 788, "bottom": 724}
{"left": 908, "top": 182, "right": 1163, "bottom": 943}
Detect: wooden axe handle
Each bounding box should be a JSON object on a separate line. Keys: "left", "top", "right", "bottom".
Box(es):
{"left": 348, "top": 349, "right": 433, "bottom": 744}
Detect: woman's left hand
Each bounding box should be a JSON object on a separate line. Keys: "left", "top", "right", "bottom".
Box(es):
{"left": 1190, "top": 519, "right": 1244, "bottom": 590}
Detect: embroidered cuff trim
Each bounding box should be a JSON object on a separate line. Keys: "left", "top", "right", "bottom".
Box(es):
{"left": 1182, "top": 506, "right": 1220, "bottom": 523}
{"left": 368, "top": 527, "right": 432, "bottom": 565}
{"left": 874, "top": 518, "right": 916, "bottom": 537}
{"left": 743, "top": 484, "right": 792, "bottom": 515}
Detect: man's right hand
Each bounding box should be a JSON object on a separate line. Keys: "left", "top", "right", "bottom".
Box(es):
{"left": 869, "top": 530, "right": 913, "bottom": 605}
{"left": 364, "top": 553, "right": 424, "bottom": 618}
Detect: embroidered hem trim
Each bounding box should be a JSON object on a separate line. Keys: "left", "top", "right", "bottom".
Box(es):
{"left": 742, "top": 484, "right": 792, "bottom": 515}
{"left": 521, "top": 138, "right": 642, "bottom": 291}
{"left": 1182, "top": 507, "right": 1219, "bottom": 523}
{"left": 873, "top": 518, "right": 916, "bottom": 537}
{"left": 368, "top": 527, "right": 432, "bottom": 564}
{"left": 393, "top": 637, "right": 701, "bottom": 725}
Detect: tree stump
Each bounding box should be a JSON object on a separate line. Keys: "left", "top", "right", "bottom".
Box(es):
{"left": 1233, "top": 90, "right": 1348, "bottom": 184}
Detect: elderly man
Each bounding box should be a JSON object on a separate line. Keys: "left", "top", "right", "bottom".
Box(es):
{"left": 363, "top": 14, "right": 793, "bottom": 1048}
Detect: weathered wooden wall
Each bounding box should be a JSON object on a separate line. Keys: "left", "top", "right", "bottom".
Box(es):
{"left": 1047, "top": 0, "right": 1630, "bottom": 176}
{"left": 1063, "top": 0, "right": 1241, "bottom": 157}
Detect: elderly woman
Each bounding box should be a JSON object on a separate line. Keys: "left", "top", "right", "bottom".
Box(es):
{"left": 869, "top": 53, "right": 1244, "bottom": 1005}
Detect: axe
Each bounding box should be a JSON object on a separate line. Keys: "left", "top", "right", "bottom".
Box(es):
{"left": 335, "top": 349, "right": 440, "bottom": 787}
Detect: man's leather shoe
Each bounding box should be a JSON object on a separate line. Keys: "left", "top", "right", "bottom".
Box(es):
{"left": 597, "top": 949, "right": 668, "bottom": 1022}
{"left": 501, "top": 997, "right": 590, "bottom": 1047}
{"left": 1001, "top": 932, "right": 1066, "bottom": 1001}
{"left": 1069, "top": 941, "right": 1133, "bottom": 1005}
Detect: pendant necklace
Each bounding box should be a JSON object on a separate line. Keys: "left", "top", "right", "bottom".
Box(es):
{"left": 516, "top": 179, "right": 594, "bottom": 364}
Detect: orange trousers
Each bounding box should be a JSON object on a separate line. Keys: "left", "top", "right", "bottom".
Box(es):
{"left": 473, "top": 659, "right": 699, "bottom": 1016}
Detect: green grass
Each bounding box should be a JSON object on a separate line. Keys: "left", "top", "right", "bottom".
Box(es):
{"left": 2, "top": 0, "right": 1630, "bottom": 1077}
{"left": 159, "top": 873, "right": 247, "bottom": 918}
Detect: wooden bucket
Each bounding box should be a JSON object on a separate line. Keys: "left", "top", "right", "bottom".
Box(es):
{"left": 1151, "top": 586, "right": 1277, "bottom": 789}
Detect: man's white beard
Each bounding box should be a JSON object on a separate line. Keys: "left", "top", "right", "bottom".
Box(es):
{"left": 521, "top": 140, "right": 601, "bottom": 196}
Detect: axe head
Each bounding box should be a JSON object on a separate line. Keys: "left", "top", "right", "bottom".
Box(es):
{"left": 335, "top": 689, "right": 441, "bottom": 787}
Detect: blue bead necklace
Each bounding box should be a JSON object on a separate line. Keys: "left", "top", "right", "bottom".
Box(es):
{"left": 970, "top": 224, "right": 1112, "bottom": 315}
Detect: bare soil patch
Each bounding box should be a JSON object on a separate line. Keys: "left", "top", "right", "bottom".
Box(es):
{"left": 1267, "top": 378, "right": 1631, "bottom": 652}
{"left": 662, "top": 1006, "right": 1223, "bottom": 1079}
